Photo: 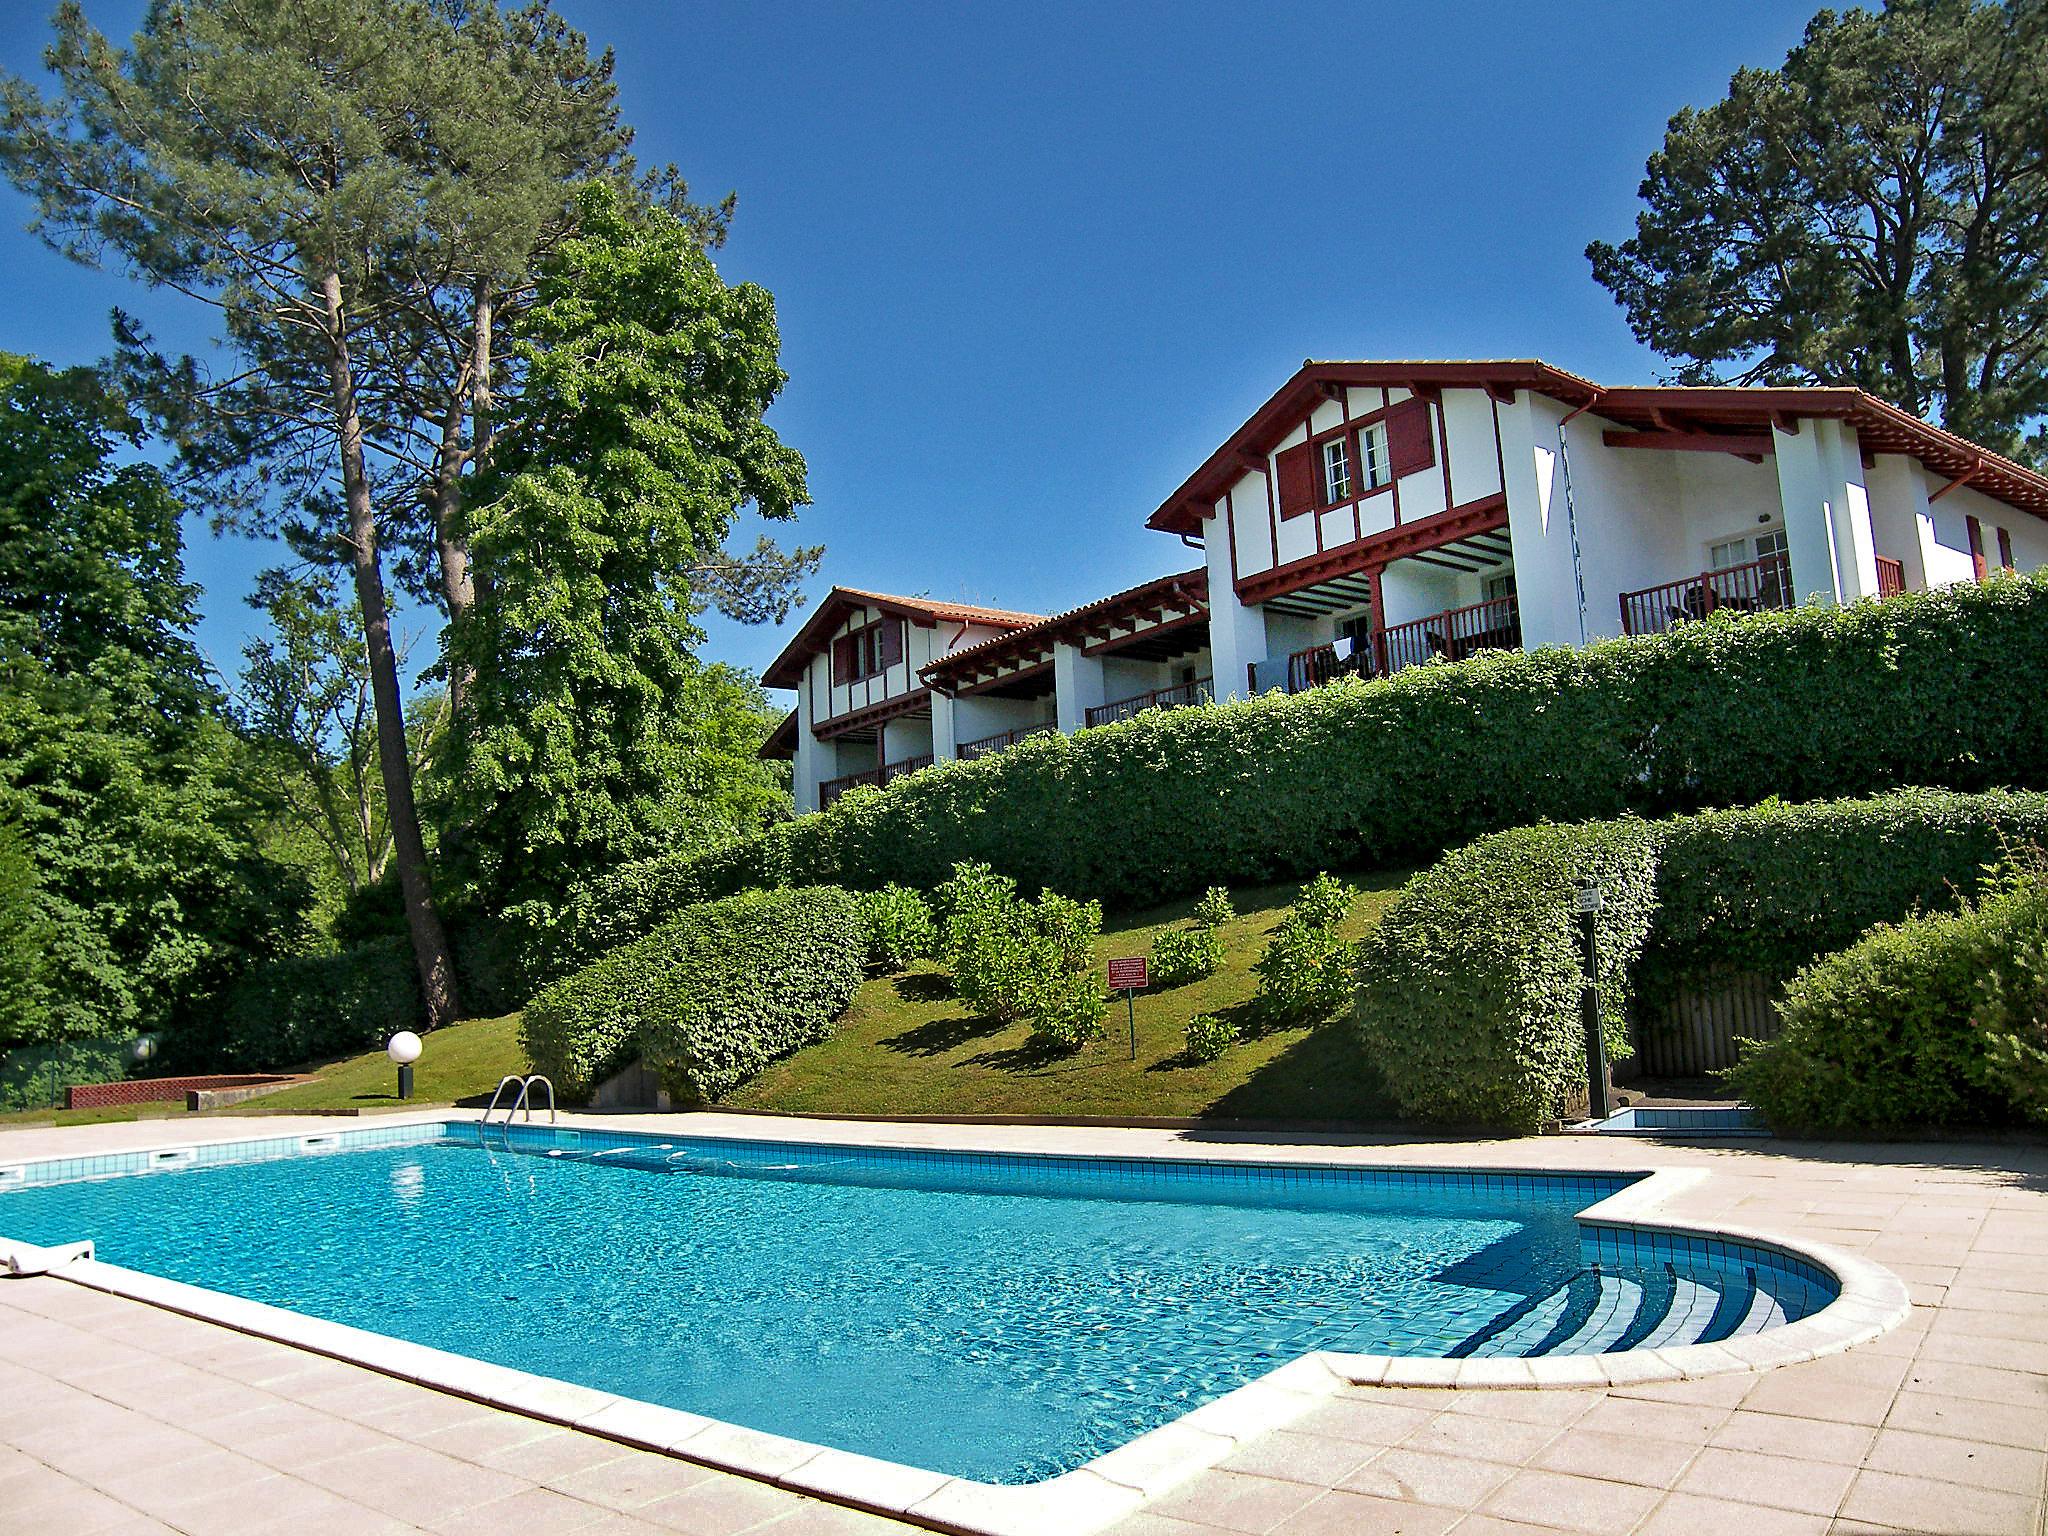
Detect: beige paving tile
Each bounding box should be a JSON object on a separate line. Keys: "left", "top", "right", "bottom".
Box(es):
{"left": 1883, "top": 1389, "right": 2048, "bottom": 1449}
{"left": 545, "top": 1450, "right": 721, "bottom": 1512}
{"left": 1268, "top": 1487, "right": 1461, "bottom": 1534}
{"left": 1528, "top": 1425, "right": 1697, "bottom": 1488}
{"left": 1478, "top": 1468, "right": 1661, "bottom": 1536}
{"left": 1862, "top": 1426, "right": 2047, "bottom": 1496}
{"left": 426, "top": 1483, "right": 615, "bottom": 1535}
{"left": 295, "top": 1439, "right": 531, "bottom": 1524}
{"left": 1439, "top": 1389, "right": 1599, "bottom": 1427}
{"left": 1573, "top": 1395, "right": 1732, "bottom": 1445}
{"left": 1395, "top": 1411, "right": 1562, "bottom": 1466}
{"left": 1670, "top": 1445, "right": 1855, "bottom": 1517}
{"left": 637, "top": 1472, "right": 851, "bottom": 1535}
{"left": 1631, "top": 1491, "right": 1831, "bottom": 1535}
{"left": 1837, "top": 1469, "right": 2041, "bottom": 1536}
{"left": 1287, "top": 1395, "right": 1437, "bottom": 1446}
{"left": 1215, "top": 1427, "right": 1376, "bottom": 1486}
{"left": 1706, "top": 1408, "right": 1877, "bottom": 1464}
{"left": 1736, "top": 1373, "right": 1896, "bottom": 1425}
{"left": 1341, "top": 1447, "right": 1515, "bottom": 1507}
{"left": 1146, "top": 1469, "right": 1322, "bottom": 1533}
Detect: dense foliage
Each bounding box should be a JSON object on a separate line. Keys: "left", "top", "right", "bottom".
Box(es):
{"left": 1734, "top": 870, "right": 2048, "bottom": 1134}
{"left": 1151, "top": 923, "right": 1224, "bottom": 989}
{"left": 936, "top": 861, "right": 1106, "bottom": 1048}
{"left": 440, "top": 184, "right": 809, "bottom": 908}
{"left": 1357, "top": 826, "right": 1659, "bottom": 1129}
{"left": 192, "top": 938, "right": 421, "bottom": 1072}
{"left": 1251, "top": 874, "right": 1360, "bottom": 1027}
{"left": 1183, "top": 1013, "right": 1235, "bottom": 1065}
{"left": 522, "top": 886, "right": 863, "bottom": 1104}
{"left": 565, "top": 578, "right": 2048, "bottom": 929}
{"left": 0, "top": 356, "right": 308, "bottom": 1052}
{"left": 854, "top": 884, "right": 939, "bottom": 972}
{"left": 1588, "top": 0, "right": 2048, "bottom": 462}
{"left": 1358, "top": 787, "right": 2048, "bottom": 1129}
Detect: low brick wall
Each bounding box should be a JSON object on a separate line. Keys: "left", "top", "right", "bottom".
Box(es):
{"left": 65, "top": 1074, "right": 297, "bottom": 1110}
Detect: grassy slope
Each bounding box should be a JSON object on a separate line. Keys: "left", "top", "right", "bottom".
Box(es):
{"left": 725, "top": 876, "right": 1404, "bottom": 1121}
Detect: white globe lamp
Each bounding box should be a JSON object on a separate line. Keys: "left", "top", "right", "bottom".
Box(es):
{"left": 386, "top": 1030, "right": 423, "bottom": 1101}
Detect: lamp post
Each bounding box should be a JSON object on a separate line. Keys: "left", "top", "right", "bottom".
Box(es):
{"left": 386, "top": 1031, "right": 423, "bottom": 1101}
{"left": 1574, "top": 877, "right": 1612, "bottom": 1121}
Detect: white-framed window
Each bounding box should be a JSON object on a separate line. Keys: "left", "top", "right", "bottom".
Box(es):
{"left": 1358, "top": 420, "right": 1391, "bottom": 490}
{"left": 1320, "top": 437, "right": 1351, "bottom": 504}
{"left": 1709, "top": 527, "right": 1786, "bottom": 569}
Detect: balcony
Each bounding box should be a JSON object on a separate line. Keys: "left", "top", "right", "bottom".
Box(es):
{"left": 1286, "top": 595, "right": 1523, "bottom": 691}
{"left": 957, "top": 724, "right": 1056, "bottom": 761}
{"left": 820, "top": 753, "right": 933, "bottom": 808}
{"left": 1084, "top": 677, "right": 1212, "bottom": 728}
{"left": 1620, "top": 551, "right": 1792, "bottom": 636}
{"left": 1621, "top": 550, "right": 1909, "bottom": 636}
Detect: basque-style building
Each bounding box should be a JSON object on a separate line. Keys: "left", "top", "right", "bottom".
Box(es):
{"left": 763, "top": 360, "right": 2048, "bottom": 813}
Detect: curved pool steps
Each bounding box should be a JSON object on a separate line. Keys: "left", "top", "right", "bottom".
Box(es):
{"left": 1458, "top": 1261, "right": 1818, "bottom": 1360}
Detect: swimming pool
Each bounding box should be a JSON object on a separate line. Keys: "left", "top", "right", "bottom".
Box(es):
{"left": 0, "top": 1120, "right": 1838, "bottom": 1487}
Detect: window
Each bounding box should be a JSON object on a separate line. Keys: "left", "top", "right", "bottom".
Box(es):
{"left": 1320, "top": 438, "right": 1351, "bottom": 505}
{"left": 829, "top": 618, "right": 903, "bottom": 684}
{"left": 1358, "top": 420, "right": 1391, "bottom": 491}
{"left": 1998, "top": 526, "right": 2016, "bottom": 573}
{"left": 1482, "top": 570, "right": 1517, "bottom": 604}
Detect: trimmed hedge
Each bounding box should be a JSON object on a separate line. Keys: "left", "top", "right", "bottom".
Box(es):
{"left": 522, "top": 885, "right": 864, "bottom": 1104}
{"left": 1356, "top": 822, "right": 1661, "bottom": 1130}
{"left": 1355, "top": 787, "right": 2048, "bottom": 1128}
{"left": 562, "top": 577, "right": 2048, "bottom": 957}
{"left": 1732, "top": 873, "right": 2048, "bottom": 1134}
{"left": 184, "top": 936, "right": 421, "bottom": 1071}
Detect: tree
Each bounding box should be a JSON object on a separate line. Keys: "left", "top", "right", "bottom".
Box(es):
{"left": 0, "top": 354, "right": 308, "bottom": 1047}
{"left": 0, "top": 817, "right": 51, "bottom": 1052}
{"left": 233, "top": 569, "right": 448, "bottom": 906}
{"left": 441, "top": 183, "right": 813, "bottom": 906}
{"left": 1588, "top": 0, "right": 2048, "bottom": 462}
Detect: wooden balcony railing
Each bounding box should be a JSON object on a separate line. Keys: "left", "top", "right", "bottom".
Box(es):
{"left": 1084, "top": 677, "right": 1212, "bottom": 728}
{"left": 1619, "top": 551, "right": 1793, "bottom": 637}
{"left": 1286, "top": 595, "right": 1523, "bottom": 691}
{"left": 957, "top": 724, "right": 1055, "bottom": 761}
{"left": 819, "top": 753, "right": 933, "bottom": 807}
{"left": 1876, "top": 554, "right": 1906, "bottom": 598}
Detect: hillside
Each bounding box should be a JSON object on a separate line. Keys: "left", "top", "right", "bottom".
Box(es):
{"left": 725, "top": 876, "right": 1403, "bottom": 1121}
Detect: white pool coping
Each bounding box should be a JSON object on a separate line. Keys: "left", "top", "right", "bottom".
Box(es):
{"left": 0, "top": 1112, "right": 1911, "bottom": 1536}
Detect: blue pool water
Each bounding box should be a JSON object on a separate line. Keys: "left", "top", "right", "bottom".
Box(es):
{"left": 0, "top": 1128, "right": 1832, "bottom": 1483}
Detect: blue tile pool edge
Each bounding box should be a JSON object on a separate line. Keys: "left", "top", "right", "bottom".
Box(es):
{"left": 0, "top": 1116, "right": 1915, "bottom": 1536}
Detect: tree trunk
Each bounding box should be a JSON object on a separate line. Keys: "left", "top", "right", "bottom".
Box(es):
{"left": 431, "top": 283, "right": 492, "bottom": 718}
{"left": 321, "top": 269, "right": 462, "bottom": 1028}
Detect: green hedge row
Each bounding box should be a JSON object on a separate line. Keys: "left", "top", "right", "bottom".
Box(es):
{"left": 1353, "top": 787, "right": 2048, "bottom": 1129}
{"left": 562, "top": 577, "right": 2048, "bottom": 955}
{"left": 0, "top": 1036, "right": 133, "bottom": 1112}
{"left": 521, "top": 885, "right": 864, "bottom": 1104}
{"left": 1731, "top": 873, "right": 2048, "bottom": 1134}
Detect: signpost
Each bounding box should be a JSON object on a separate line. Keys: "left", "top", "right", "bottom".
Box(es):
{"left": 1107, "top": 957, "right": 1148, "bottom": 1060}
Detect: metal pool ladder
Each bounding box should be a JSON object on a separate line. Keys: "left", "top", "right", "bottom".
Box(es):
{"left": 479, "top": 1074, "right": 556, "bottom": 1144}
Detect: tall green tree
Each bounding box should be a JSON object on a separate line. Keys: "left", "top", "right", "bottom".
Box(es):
{"left": 442, "top": 183, "right": 813, "bottom": 906}
{"left": 1588, "top": 0, "right": 2048, "bottom": 462}
{"left": 0, "top": 354, "right": 308, "bottom": 1047}
{"left": 0, "top": 0, "right": 711, "bottom": 1022}
{"left": 0, "top": 817, "right": 51, "bottom": 1052}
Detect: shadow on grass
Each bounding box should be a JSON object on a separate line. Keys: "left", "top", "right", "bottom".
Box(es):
{"left": 1201, "top": 1018, "right": 1396, "bottom": 1121}
{"left": 880, "top": 1013, "right": 1006, "bottom": 1057}
{"left": 965, "top": 1035, "right": 1099, "bottom": 1075}
{"left": 891, "top": 972, "right": 955, "bottom": 1005}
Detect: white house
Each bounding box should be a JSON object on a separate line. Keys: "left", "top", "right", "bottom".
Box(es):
{"left": 764, "top": 360, "right": 2048, "bottom": 811}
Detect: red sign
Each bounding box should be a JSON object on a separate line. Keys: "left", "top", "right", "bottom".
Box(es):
{"left": 1107, "top": 957, "right": 1148, "bottom": 991}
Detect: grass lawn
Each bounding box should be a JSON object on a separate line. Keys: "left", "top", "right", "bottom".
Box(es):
{"left": 0, "top": 875, "right": 1407, "bottom": 1133}
{"left": 725, "top": 875, "right": 1405, "bottom": 1122}
{"left": 0, "top": 1014, "right": 530, "bottom": 1131}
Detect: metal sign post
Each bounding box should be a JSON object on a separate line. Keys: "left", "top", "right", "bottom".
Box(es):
{"left": 1106, "top": 957, "right": 1148, "bottom": 1061}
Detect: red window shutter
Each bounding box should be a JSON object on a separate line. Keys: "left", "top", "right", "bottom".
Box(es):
{"left": 1386, "top": 399, "right": 1436, "bottom": 479}
{"left": 830, "top": 635, "right": 854, "bottom": 685}
{"left": 1276, "top": 442, "right": 1316, "bottom": 518}
{"left": 878, "top": 618, "right": 903, "bottom": 668}
{"left": 1997, "top": 526, "right": 2015, "bottom": 572}
{"left": 1967, "top": 516, "right": 1987, "bottom": 582}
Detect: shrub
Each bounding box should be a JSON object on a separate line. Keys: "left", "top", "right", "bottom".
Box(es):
{"left": 1151, "top": 923, "right": 1224, "bottom": 988}
{"left": 1251, "top": 873, "right": 1363, "bottom": 1026}
{"left": 1733, "top": 871, "right": 2048, "bottom": 1134}
{"left": 1356, "top": 787, "right": 2048, "bottom": 1130}
{"left": 1184, "top": 1013, "right": 1235, "bottom": 1063}
{"left": 855, "top": 884, "right": 938, "bottom": 971}
{"left": 556, "top": 576, "right": 2048, "bottom": 924}
{"left": 935, "top": 861, "right": 1105, "bottom": 1046}
{"left": 183, "top": 937, "right": 422, "bottom": 1071}
{"left": 521, "top": 886, "right": 864, "bottom": 1103}
{"left": 1356, "top": 823, "right": 1660, "bottom": 1129}
{"left": 0, "top": 1036, "right": 132, "bottom": 1112}
{"left": 1193, "top": 886, "right": 1235, "bottom": 928}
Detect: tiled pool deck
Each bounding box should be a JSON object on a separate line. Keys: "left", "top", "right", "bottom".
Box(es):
{"left": 3, "top": 1110, "right": 2045, "bottom": 1536}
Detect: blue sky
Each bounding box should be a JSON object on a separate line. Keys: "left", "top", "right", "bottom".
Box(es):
{"left": 0, "top": 0, "right": 1822, "bottom": 687}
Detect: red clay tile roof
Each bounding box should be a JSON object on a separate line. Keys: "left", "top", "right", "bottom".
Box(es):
{"left": 761, "top": 587, "right": 1045, "bottom": 688}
